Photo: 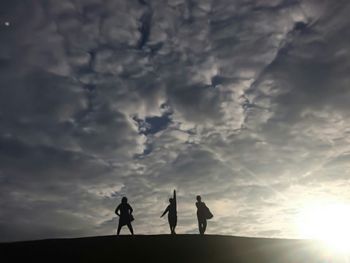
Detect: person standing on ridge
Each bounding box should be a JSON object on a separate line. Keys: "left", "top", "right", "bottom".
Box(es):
{"left": 115, "top": 197, "right": 134, "bottom": 235}
{"left": 161, "top": 189, "right": 177, "bottom": 234}
{"left": 196, "top": 195, "right": 213, "bottom": 235}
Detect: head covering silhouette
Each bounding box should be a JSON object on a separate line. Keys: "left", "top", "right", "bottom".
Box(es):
{"left": 115, "top": 196, "right": 134, "bottom": 235}
{"left": 161, "top": 190, "right": 177, "bottom": 234}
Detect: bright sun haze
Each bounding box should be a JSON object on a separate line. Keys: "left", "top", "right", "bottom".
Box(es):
{"left": 297, "top": 201, "right": 350, "bottom": 255}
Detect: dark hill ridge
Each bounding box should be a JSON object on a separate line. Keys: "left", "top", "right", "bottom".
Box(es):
{"left": 1, "top": 235, "right": 327, "bottom": 262}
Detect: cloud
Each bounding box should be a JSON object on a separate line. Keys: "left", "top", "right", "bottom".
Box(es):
{"left": 1, "top": 0, "right": 350, "bottom": 241}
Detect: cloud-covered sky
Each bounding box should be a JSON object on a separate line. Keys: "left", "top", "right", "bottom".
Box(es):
{"left": 1, "top": 0, "right": 350, "bottom": 242}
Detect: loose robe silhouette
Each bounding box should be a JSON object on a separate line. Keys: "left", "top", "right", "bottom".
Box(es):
{"left": 115, "top": 197, "right": 134, "bottom": 235}
{"left": 196, "top": 195, "right": 212, "bottom": 235}
{"left": 161, "top": 190, "right": 177, "bottom": 234}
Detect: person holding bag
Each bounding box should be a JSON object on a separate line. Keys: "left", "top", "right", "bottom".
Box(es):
{"left": 196, "top": 195, "right": 213, "bottom": 235}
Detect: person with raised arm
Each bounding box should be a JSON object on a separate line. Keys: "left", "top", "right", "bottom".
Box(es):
{"left": 161, "top": 190, "right": 177, "bottom": 234}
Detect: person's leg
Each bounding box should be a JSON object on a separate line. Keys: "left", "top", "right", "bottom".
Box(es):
{"left": 168, "top": 223, "right": 173, "bottom": 234}
{"left": 117, "top": 223, "right": 122, "bottom": 235}
{"left": 170, "top": 224, "right": 176, "bottom": 234}
{"left": 127, "top": 223, "right": 134, "bottom": 235}
{"left": 202, "top": 220, "right": 207, "bottom": 234}
{"left": 198, "top": 220, "right": 203, "bottom": 235}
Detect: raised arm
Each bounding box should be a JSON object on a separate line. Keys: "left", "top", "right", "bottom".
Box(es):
{"left": 173, "top": 189, "right": 177, "bottom": 208}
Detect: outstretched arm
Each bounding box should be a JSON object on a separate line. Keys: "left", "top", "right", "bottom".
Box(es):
{"left": 173, "top": 189, "right": 177, "bottom": 208}
{"left": 161, "top": 206, "right": 169, "bottom": 217}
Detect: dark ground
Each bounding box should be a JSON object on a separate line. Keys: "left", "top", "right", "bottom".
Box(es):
{"left": 1, "top": 235, "right": 327, "bottom": 262}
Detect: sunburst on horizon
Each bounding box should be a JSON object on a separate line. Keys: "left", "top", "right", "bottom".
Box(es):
{"left": 296, "top": 201, "right": 350, "bottom": 255}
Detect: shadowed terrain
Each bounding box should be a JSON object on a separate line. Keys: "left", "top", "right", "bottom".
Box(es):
{"left": 1, "top": 235, "right": 328, "bottom": 262}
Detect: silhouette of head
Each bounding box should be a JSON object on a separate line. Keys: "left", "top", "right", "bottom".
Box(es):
{"left": 122, "top": 197, "right": 128, "bottom": 203}
{"left": 169, "top": 198, "right": 173, "bottom": 204}
{"left": 196, "top": 195, "right": 201, "bottom": 202}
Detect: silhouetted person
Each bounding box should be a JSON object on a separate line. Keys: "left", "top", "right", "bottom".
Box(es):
{"left": 196, "top": 195, "right": 213, "bottom": 235}
{"left": 115, "top": 197, "right": 134, "bottom": 235}
{"left": 161, "top": 190, "right": 177, "bottom": 234}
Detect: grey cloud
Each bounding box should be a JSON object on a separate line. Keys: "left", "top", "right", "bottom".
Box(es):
{"left": 1, "top": 0, "right": 350, "bottom": 242}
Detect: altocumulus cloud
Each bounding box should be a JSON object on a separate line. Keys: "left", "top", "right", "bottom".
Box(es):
{"left": 1, "top": 0, "right": 350, "bottom": 241}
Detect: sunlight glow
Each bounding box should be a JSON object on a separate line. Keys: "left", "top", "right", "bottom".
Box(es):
{"left": 297, "top": 202, "right": 350, "bottom": 254}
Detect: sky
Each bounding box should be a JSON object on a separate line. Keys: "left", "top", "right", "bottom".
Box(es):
{"left": 1, "top": 0, "right": 350, "bottom": 242}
